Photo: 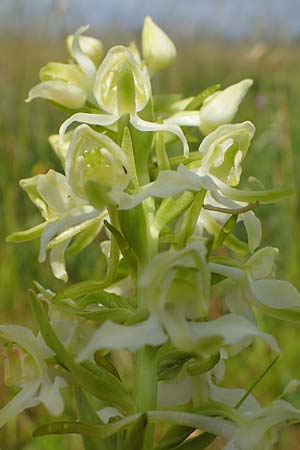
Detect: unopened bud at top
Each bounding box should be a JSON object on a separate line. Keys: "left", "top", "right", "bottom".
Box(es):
{"left": 142, "top": 16, "right": 176, "bottom": 72}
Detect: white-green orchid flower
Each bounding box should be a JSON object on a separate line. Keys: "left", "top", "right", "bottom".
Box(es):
{"left": 59, "top": 43, "right": 189, "bottom": 157}
{"left": 141, "top": 16, "right": 176, "bottom": 73}
{"left": 65, "top": 124, "right": 130, "bottom": 208}
{"left": 0, "top": 325, "right": 66, "bottom": 428}
{"left": 165, "top": 79, "right": 253, "bottom": 135}
{"left": 138, "top": 245, "right": 278, "bottom": 354}
{"left": 26, "top": 26, "right": 97, "bottom": 109}
{"left": 197, "top": 121, "right": 255, "bottom": 187}
{"left": 210, "top": 246, "right": 300, "bottom": 322}
{"left": 7, "top": 169, "right": 106, "bottom": 281}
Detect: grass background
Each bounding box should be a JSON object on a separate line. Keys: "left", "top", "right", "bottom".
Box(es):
{"left": 1, "top": 28, "right": 300, "bottom": 449}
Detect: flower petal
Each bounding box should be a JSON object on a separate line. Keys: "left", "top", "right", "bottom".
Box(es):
{"left": 26, "top": 81, "right": 86, "bottom": 109}
{"left": 0, "top": 381, "right": 40, "bottom": 428}
{"left": 130, "top": 115, "right": 189, "bottom": 157}
{"left": 76, "top": 314, "right": 167, "bottom": 361}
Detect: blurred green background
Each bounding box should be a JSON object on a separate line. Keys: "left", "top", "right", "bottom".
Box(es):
{"left": 1, "top": 1, "right": 300, "bottom": 448}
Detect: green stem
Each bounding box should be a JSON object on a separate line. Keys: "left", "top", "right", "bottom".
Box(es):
{"left": 134, "top": 222, "right": 158, "bottom": 449}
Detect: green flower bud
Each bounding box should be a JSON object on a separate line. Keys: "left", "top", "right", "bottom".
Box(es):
{"left": 93, "top": 46, "right": 151, "bottom": 115}
{"left": 142, "top": 16, "right": 176, "bottom": 72}
{"left": 67, "top": 34, "right": 104, "bottom": 67}
{"left": 199, "top": 121, "right": 255, "bottom": 186}
{"left": 199, "top": 79, "right": 253, "bottom": 135}
{"left": 66, "top": 124, "right": 129, "bottom": 206}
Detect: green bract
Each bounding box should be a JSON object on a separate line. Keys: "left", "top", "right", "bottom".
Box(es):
{"left": 4, "top": 16, "right": 300, "bottom": 450}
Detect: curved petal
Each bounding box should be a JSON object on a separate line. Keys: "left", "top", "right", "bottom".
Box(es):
{"left": 39, "top": 209, "right": 99, "bottom": 263}
{"left": 59, "top": 113, "right": 118, "bottom": 143}
{"left": 39, "top": 376, "right": 66, "bottom": 416}
{"left": 251, "top": 279, "right": 300, "bottom": 309}
{"left": 0, "top": 381, "right": 40, "bottom": 428}
{"left": 118, "top": 165, "right": 217, "bottom": 210}
{"left": 188, "top": 314, "right": 279, "bottom": 353}
{"left": 240, "top": 211, "right": 262, "bottom": 253}
{"left": 49, "top": 238, "right": 71, "bottom": 282}
{"left": 130, "top": 115, "right": 189, "bottom": 157}
{"left": 71, "top": 25, "right": 97, "bottom": 81}
{"left": 76, "top": 314, "right": 167, "bottom": 361}
{"left": 26, "top": 81, "right": 86, "bottom": 109}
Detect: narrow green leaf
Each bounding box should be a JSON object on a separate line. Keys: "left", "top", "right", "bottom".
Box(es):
{"left": 121, "top": 126, "right": 139, "bottom": 193}
{"left": 154, "top": 426, "right": 195, "bottom": 450}
{"left": 74, "top": 387, "right": 113, "bottom": 450}
{"left": 122, "top": 413, "right": 148, "bottom": 450}
{"left": 30, "top": 290, "right": 135, "bottom": 413}
{"left": 152, "top": 191, "right": 195, "bottom": 237}
{"left": 6, "top": 222, "right": 48, "bottom": 243}
{"left": 156, "top": 118, "right": 171, "bottom": 171}
{"left": 186, "top": 353, "right": 220, "bottom": 376}
{"left": 173, "top": 432, "right": 215, "bottom": 450}
{"left": 211, "top": 273, "right": 226, "bottom": 285}
{"left": 94, "top": 352, "right": 121, "bottom": 380}
{"left": 223, "top": 185, "right": 293, "bottom": 204}
{"left": 33, "top": 415, "right": 141, "bottom": 439}
{"left": 169, "top": 151, "right": 203, "bottom": 169}
{"left": 214, "top": 214, "right": 238, "bottom": 250}
{"left": 67, "top": 218, "right": 103, "bottom": 257}
{"left": 234, "top": 355, "right": 280, "bottom": 409}
{"left": 104, "top": 220, "right": 137, "bottom": 279}
{"left": 158, "top": 350, "right": 194, "bottom": 381}
{"left": 78, "top": 290, "right": 135, "bottom": 310}
{"left": 176, "top": 190, "right": 206, "bottom": 248}
{"left": 55, "top": 281, "right": 112, "bottom": 301}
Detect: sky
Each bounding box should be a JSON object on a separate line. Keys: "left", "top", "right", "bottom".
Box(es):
{"left": 1, "top": 0, "right": 300, "bottom": 40}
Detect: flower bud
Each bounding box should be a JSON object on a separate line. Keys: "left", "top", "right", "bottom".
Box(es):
{"left": 199, "top": 79, "right": 253, "bottom": 135}
{"left": 26, "top": 63, "right": 90, "bottom": 109}
{"left": 199, "top": 121, "right": 255, "bottom": 186}
{"left": 142, "top": 16, "right": 176, "bottom": 72}
{"left": 66, "top": 125, "right": 129, "bottom": 207}
{"left": 94, "top": 46, "right": 151, "bottom": 115}
{"left": 67, "top": 34, "right": 104, "bottom": 67}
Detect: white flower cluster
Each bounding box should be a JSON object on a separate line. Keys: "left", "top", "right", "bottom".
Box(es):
{"left": 2, "top": 17, "right": 300, "bottom": 450}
